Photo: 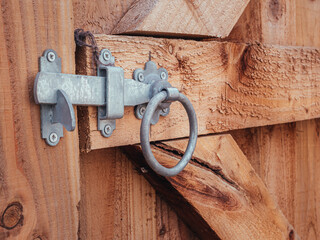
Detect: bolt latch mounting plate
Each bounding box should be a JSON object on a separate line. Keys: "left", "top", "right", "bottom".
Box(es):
{"left": 34, "top": 49, "right": 172, "bottom": 146}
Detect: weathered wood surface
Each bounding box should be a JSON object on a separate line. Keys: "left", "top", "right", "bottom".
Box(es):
{"left": 74, "top": 1, "right": 320, "bottom": 239}
{"left": 232, "top": 120, "right": 320, "bottom": 239}
{"left": 122, "top": 135, "right": 300, "bottom": 240}
{"left": 73, "top": 0, "right": 136, "bottom": 34}
{"left": 79, "top": 148, "right": 198, "bottom": 240}
{"left": 227, "top": 0, "right": 320, "bottom": 47}
{"left": 0, "top": 1, "right": 80, "bottom": 239}
{"left": 155, "top": 195, "right": 199, "bottom": 240}
{"left": 228, "top": 0, "right": 320, "bottom": 238}
{"left": 111, "top": 0, "right": 250, "bottom": 38}
{"left": 74, "top": 1, "right": 199, "bottom": 238}
{"left": 79, "top": 35, "right": 320, "bottom": 150}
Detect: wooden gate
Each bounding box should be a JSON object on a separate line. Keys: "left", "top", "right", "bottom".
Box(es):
{"left": 0, "top": 0, "right": 319, "bottom": 239}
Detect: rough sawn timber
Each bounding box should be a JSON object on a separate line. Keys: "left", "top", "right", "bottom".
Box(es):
{"left": 122, "top": 135, "right": 300, "bottom": 240}
{"left": 79, "top": 35, "right": 320, "bottom": 150}
{"left": 228, "top": 0, "right": 320, "bottom": 237}
{"left": 79, "top": 147, "right": 199, "bottom": 240}
{"left": 111, "top": 0, "right": 250, "bottom": 38}
{"left": 0, "top": 0, "right": 80, "bottom": 239}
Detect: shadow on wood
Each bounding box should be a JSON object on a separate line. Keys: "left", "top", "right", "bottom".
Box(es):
{"left": 122, "top": 135, "right": 300, "bottom": 239}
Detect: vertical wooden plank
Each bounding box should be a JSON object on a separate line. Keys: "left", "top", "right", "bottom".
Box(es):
{"left": 294, "top": 120, "right": 320, "bottom": 238}
{"left": 155, "top": 196, "right": 199, "bottom": 240}
{"left": 79, "top": 148, "right": 198, "bottom": 239}
{"left": 229, "top": 0, "right": 320, "bottom": 237}
{"left": 294, "top": 2, "right": 320, "bottom": 236}
{"left": 227, "top": 0, "right": 296, "bottom": 45}
{"left": 293, "top": 2, "right": 320, "bottom": 237}
{"left": 79, "top": 149, "right": 117, "bottom": 239}
{"left": 0, "top": 1, "right": 79, "bottom": 239}
{"left": 295, "top": 0, "right": 320, "bottom": 47}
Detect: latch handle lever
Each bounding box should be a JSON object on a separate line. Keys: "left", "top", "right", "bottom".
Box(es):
{"left": 52, "top": 89, "right": 76, "bottom": 132}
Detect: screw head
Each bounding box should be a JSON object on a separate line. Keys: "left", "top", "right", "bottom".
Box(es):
{"left": 140, "top": 167, "right": 148, "bottom": 173}
{"left": 47, "top": 51, "right": 56, "bottom": 62}
{"left": 160, "top": 107, "right": 170, "bottom": 117}
{"left": 162, "top": 108, "right": 168, "bottom": 113}
{"left": 103, "top": 51, "right": 111, "bottom": 61}
{"left": 104, "top": 124, "right": 112, "bottom": 135}
{"left": 139, "top": 106, "right": 146, "bottom": 116}
{"left": 138, "top": 72, "right": 145, "bottom": 82}
{"left": 160, "top": 71, "right": 167, "bottom": 80}
{"left": 49, "top": 132, "right": 58, "bottom": 143}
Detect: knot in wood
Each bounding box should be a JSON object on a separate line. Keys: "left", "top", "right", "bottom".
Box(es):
{"left": 0, "top": 202, "right": 23, "bottom": 230}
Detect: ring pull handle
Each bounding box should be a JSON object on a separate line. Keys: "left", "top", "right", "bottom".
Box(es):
{"left": 140, "top": 88, "right": 198, "bottom": 177}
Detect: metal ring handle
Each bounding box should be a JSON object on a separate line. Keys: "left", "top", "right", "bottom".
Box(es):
{"left": 140, "top": 90, "right": 198, "bottom": 177}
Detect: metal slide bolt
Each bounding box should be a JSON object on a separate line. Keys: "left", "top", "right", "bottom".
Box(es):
{"left": 140, "top": 88, "right": 198, "bottom": 177}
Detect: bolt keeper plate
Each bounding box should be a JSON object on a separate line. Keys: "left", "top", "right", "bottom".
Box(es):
{"left": 38, "top": 49, "right": 64, "bottom": 146}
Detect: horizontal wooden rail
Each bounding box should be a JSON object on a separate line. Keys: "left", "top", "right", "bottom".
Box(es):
{"left": 78, "top": 35, "right": 320, "bottom": 150}
{"left": 122, "top": 135, "right": 300, "bottom": 239}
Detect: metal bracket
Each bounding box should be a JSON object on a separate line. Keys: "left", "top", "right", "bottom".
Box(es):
{"left": 34, "top": 48, "right": 198, "bottom": 177}
{"left": 34, "top": 49, "right": 172, "bottom": 145}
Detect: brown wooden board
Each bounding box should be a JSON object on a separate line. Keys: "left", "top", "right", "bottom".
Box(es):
{"left": 73, "top": 0, "right": 136, "bottom": 34}
{"left": 0, "top": 1, "right": 80, "bottom": 239}
{"left": 112, "top": 0, "right": 250, "bottom": 38}
{"left": 122, "top": 135, "right": 300, "bottom": 240}
{"left": 79, "top": 35, "right": 320, "bottom": 150}
{"left": 232, "top": 120, "right": 320, "bottom": 239}
{"left": 79, "top": 148, "right": 199, "bottom": 240}
{"left": 228, "top": 0, "right": 320, "bottom": 237}
{"left": 73, "top": 1, "right": 320, "bottom": 239}
{"left": 74, "top": 1, "right": 202, "bottom": 238}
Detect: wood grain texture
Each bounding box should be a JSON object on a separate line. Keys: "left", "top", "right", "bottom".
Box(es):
{"left": 155, "top": 195, "right": 199, "bottom": 240}
{"left": 79, "top": 148, "right": 199, "bottom": 240}
{"left": 111, "top": 0, "right": 250, "bottom": 38}
{"left": 228, "top": 0, "right": 320, "bottom": 238}
{"left": 74, "top": 1, "right": 320, "bottom": 239}
{"left": 227, "top": 0, "right": 320, "bottom": 46}
{"left": 227, "top": 0, "right": 296, "bottom": 45}
{"left": 73, "top": 0, "right": 136, "bottom": 34}
{"left": 0, "top": 0, "right": 80, "bottom": 239}
{"left": 73, "top": 1, "right": 200, "bottom": 238}
{"left": 294, "top": 3, "right": 320, "bottom": 238}
{"left": 79, "top": 35, "right": 320, "bottom": 150}
{"left": 122, "top": 135, "right": 300, "bottom": 240}
{"left": 295, "top": 0, "right": 320, "bottom": 48}
{"left": 232, "top": 124, "right": 299, "bottom": 225}
{"left": 294, "top": 120, "right": 320, "bottom": 239}
{"left": 232, "top": 120, "right": 320, "bottom": 239}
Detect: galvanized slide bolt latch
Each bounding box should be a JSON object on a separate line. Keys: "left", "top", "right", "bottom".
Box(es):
{"left": 34, "top": 49, "right": 198, "bottom": 176}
